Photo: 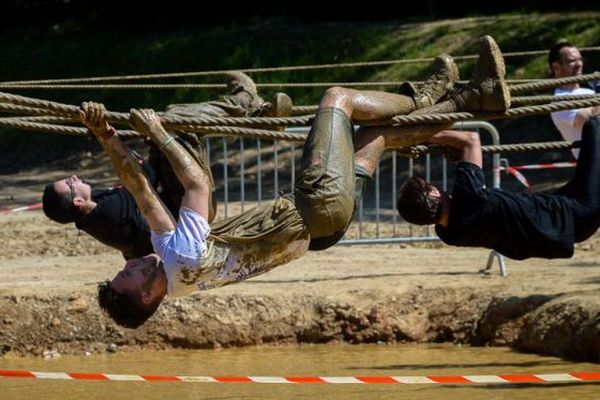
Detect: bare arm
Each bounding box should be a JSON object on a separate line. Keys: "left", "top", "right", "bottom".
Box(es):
{"left": 427, "top": 130, "right": 482, "bottom": 167}
{"left": 574, "top": 105, "right": 600, "bottom": 130}
{"left": 79, "top": 102, "right": 176, "bottom": 233}
{"left": 129, "top": 109, "right": 211, "bottom": 220}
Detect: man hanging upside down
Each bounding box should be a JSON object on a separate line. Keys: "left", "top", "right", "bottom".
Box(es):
{"left": 83, "top": 35, "right": 509, "bottom": 328}
{"left": 397, "top": 114, "right": 600, "bottom": 260}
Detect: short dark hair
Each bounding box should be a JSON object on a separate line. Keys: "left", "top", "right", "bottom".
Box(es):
{"left": 42, "top": 183, "right": 78, "bottom": 224}
{"left": 397, "top": 177, "right": 443, "bottom": 225}
{"left": 548, "top": 41, "right": 575, "bottom": 75}
{"left": 97, "top": 280, "right": 162, "bottom": 329}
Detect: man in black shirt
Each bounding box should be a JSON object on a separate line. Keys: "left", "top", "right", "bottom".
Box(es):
{"left": 43, "top": 133, "right": 215, "bottom": 260}
{"left": 43, "top": 72, "right": 289, "bottom": 259}
{"left": 397, "top": 116, "right": 600, "bottom": 260}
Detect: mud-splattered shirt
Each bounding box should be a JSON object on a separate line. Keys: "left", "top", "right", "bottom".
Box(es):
{"left": 151, "top": 197, "right": 310, "bottom": 297}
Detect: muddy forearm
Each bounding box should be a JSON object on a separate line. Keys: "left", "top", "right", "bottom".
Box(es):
{"left": 92, "top": 127, "right": 149, "bottom": 193}
{"left": 146, "top": 125, "right": 210, "bottom": 189}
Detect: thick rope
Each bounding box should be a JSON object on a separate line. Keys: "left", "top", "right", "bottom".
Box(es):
{"left": 511, "top": 93, "right": 600, "bottom": 106}
{"left": 1, "top": 91, "right": 598, "bottom": 141}
{"left": 0, "top": 117, "right": 308, "bottom": 142}
{"left": 1, "top": 116, "right": 580, "bottom": 158}
{"left": 0, "top": 91, "right": 130, "bottom": 123}
{"left": 403, "top": 140, "right": 578, "bottom": 158}
{"left": 0, "top": 102, "right": 67, "bottom": 117}
{"left": 0, "top": 79, "right": 549, "bottom": 90}
{"left": 189, "top": 126, "right": 306, "bottom": 142}
{"left": 390, "top": 97, "right": 600, "bottom": 126}
{"left": 0, "top": 118, "right": 137, "bottom": 137}
{"left": 286, "top": 95, "right": 600, "bottom": 114}
{"left": 291, "top": 105, "right": 319, "bottom": 116}
{"left": 0, "top": 91, "right": 312, "bottom": 128}
{"left": 2, "top": 46, "right": 599, "bottom": 86}
{"left": 285, "top": 94, "right": 600, "bottom": 115}
{"left": 0, "top": 115, "right": 73, "bottom": 124}
{"left": 0, "top": 82, "right": 407, "bottom": 90}
{"left": 510, "top": 72, "right": 600, "bottom": 94}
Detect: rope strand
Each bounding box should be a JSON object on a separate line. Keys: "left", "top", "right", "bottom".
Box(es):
{"left": 2, "top": 46, "right": 599, "bottom": 86}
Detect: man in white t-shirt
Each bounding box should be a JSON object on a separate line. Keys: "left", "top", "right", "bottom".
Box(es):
{"left": 85, "top": 35, "right": 511, "bottom": 329}
{"left": 549, "top": 42, "right": 600, "bottom": 158}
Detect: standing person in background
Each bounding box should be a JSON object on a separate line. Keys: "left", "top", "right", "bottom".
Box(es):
{"left": 549, "top": 42, "right": 600, "bottom": 158}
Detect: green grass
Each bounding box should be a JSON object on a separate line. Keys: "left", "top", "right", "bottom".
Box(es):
{"left": 1, "top": 12, "right": 599, "bottom": 171}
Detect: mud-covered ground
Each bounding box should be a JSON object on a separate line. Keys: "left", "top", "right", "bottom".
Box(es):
{"left": 1, "top": 157, "right": 600, "bottom": 362}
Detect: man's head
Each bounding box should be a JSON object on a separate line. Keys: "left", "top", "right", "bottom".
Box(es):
{"left": 98, "top": 254, "right": 166, "bottom": 329}
{"left": 549, "top": 42, "right": 583, "bottom": 79}
{"left": 397, "top": 177, "right": 447, "bottom": 225}
{"left": 42, "top": 175, "right": 93, "bottom": 223}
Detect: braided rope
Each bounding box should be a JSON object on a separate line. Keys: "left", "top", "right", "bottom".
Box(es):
{"left": 166, "top": 115, "right": 313, "bottom": 128}
{"left": 0, "top": 79, "right": 551, "bottom": 91}
{"left": 511, "top": 93, "right": 600, "bottom": 106}
{"left": 0, "top": 91, "right": 313, "bottom": 127}
{"left": 510, "top": 72, "right": 600, "bottom": 94}
{"left": 390, "top": 97, "right": 600, "bottom": 126}
{"left": 0, "top": 102, "right": 67, "bottom": 117}
{"left": 1, "top": 90, "right": 598, "bottom": 141}
{"left": 0, "top": 91, "right": 130, "bottom": 124}
{"left": 0, "top": 117, "right": 307, "bottom": 142}
{"left": 1, "top": 116, "right": 579, "bottom": 158}
{"left": 288, "top": 95, "right": 600, "bottom": 113}
{"left": 0, "top": 115, "right": 74, "bottom": 124}
{"left": 291, "top": 105, "right": 319, "bottom": 116}
{"left": 0, "top": 119, "right": 138, "bottom": 137}
{"left": 0, "top": 82, "right": 409, "bottom": 90}
{"left": 192, "top": 126, "right": 307, "bottom": 142}
{"left": 2, "top": 46, "right": 599, "bottom": 86}
{"left": 404, "top": 140, "right": 577, "bottom": 157}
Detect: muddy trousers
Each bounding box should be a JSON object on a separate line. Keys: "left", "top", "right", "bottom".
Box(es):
{"left": 293, "top": 107, "right": 370, "bottom": 251}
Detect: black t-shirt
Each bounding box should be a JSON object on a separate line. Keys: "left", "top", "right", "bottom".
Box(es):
{"left": 76, "top": 188, "right": 153, "bottom": 260}
{"left": 435, "top": 162, "right": 575, "bottom": 260}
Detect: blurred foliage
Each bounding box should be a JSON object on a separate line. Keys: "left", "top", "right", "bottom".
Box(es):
{"left": 0, "top": 12, "right": 599, "bottom": 172}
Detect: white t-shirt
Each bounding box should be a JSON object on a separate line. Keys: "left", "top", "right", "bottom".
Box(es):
{"left": 151, "top": 207, "right": 211, "bottom": 297}
{"left": 551, "top": 86, "right": 595, "bottom": 158}
{"left": 151, "top": 202, "right": 310, "bottom": 297}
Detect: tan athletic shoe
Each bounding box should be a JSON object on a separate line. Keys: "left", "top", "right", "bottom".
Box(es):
{"left": 224, "top": 71, "right": 258, "bottom": 97}
{"left": 451, "top": 35, "right": 511, "bottom": 112}
{"left": 260, "top": 92, "right": 294, "bottom": 131}
{"left": 263, "top": 92, "right": 293, "bottom": 117}
{"left": 223, "top": 71, "right": 265, "bottom": 114}
{"left": 415, "top": 54, "right": 460, "bottom": 108}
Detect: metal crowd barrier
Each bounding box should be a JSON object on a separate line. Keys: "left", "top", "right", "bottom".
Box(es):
{"left": 205, "top": 121, "right": 507, "bottom": 276}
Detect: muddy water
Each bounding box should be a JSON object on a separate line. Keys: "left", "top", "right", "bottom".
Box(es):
{"left": 0, "top": 344, "right": 598, "bottom": 400}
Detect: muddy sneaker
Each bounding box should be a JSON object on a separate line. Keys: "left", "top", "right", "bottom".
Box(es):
{"left": 399, "top": 54, "right": 459, "bottom": 109}
{"left": 416, "top": 54, "right": 460, "bottom": 108}
{"left": 223, "top": 71, "right": 265, "bottom": 114}
{"left": 262, "top": 92, "right": 293, "bottom": 117}
{"left": 258, "top": 92, "right": 294, "bottom": 131}
{"left": 451, "top": 35, "right": 510, "bottom": 112}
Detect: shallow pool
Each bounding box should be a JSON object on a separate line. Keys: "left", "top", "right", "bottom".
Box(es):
{"left": 0, "top": 343, "right": 598, "bottom": 399}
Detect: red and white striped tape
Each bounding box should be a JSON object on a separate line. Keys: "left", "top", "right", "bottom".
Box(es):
{"left": 0, "top": 202, "right": 42, "bottom": 215}
{"left": 496, "top": 161, "right": 577, "bottom": 188}
{"left": 504, "top": 167, "right": 531, "bottom": 188}
{"left": 502, "top": 161, "right": 577, "bottom": 171}
{"left": 1, "top": 370, "right": 600, "bottom": 384}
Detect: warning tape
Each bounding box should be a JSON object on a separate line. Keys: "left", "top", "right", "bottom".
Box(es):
{"left": 501, "top": 161, "right": 577, "bottom": 171}
{"left": 0, "top": 202, "right": 42, "bottom": 215}
{"left": 496, "top": 161, "right": 577, "bottom": 188}
{"left": 1, "top": 369, "right": 600, "bottom": 384}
